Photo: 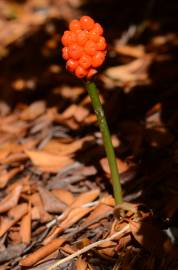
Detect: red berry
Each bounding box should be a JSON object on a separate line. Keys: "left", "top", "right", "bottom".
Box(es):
{"left": 84, "top": 40, "right": 96, "bottom": 56}
{"left": 80, "top": 16, "right": 94, "bottom": 31}
{"left": 89, "top": 30, "right": 100, "bottom": 42}
{"left": 87, "top": 68, "right": 97, "bottom": 79}
{"left": 62, "top": 47, "right": 69, "bottom": 60}
{"left": 92, "top": 51, "right": 105, "bottom": 68}
{"left": 68, "top": 44, "right": 83, "bottom": 60}
{"left": 66, "top": 59, "right": 78, "bottom": 72}
{"left": 92, "top": 23, "right": 103, "bottom": 36}
{"left": 61, "top": 31, "right": 76, "bottom": 46}
{"left": 75, "top": 66, "right": 88, "bottom": 78}
{"left": 79, "top": 54, "right": 92, "bottom": 69}
{"left": 96, "top": 36, "right": 107, "bottom": 50}
{"left": 69, "top": 19, "right": 81, "bottom": 31}
{"left": 76, "top": 30, "right": 89, "bottom": 46}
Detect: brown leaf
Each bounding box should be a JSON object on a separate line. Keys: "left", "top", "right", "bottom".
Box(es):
{"left": 25, "top": 150, "right": 73, "bottom": 173}
{"left": 73, "top": 106, "right": 89, "bottom": 123}
{"left": 43, "top": 136, "right": 92, "bottom": 157}
{"left": 0, "top": 203, "right": 28, "bottom": 237}
{"left": 130, "top": 220, "right": 178, "bottom": 258}
{"left": 43, "top": 207, "right": 93, "bottom": 244}
{"left": 0, "top": 185, "right": 22, "bottom": 213}
{"left": 81, "top": 203, "right": 113, "bottom": 227}
{"left": 100, "top": 158, "right": 129, "bottom": 175}
{"left": 20, "top": 237, "right": 66, "bottom": 267}
{"left": 51, "top": 188, "right": 74, "bottom": 205}
{"left": 38, "top": 186, "right": 66, "bottom": 213}
{"left": 30, "top": 193, "right": 52, "bottom": 223}
{"left": 0, "top": 166, "right": 23, "bottom": 188}
{"left": 0, "top": 244, "right": 26, "bottom": 264}
{"left": 20, "top": 211, "right": 31, "bottom": 244}
{"left": 76, "top": 257, "right": 88, "bottom": 270}
{"left": 70, "top": 189, "right": 100, "bottom": 208}
{"left": 20, "top": 101, "right": 46, "bottom": 121}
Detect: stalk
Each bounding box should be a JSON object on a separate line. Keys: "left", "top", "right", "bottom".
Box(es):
{"left": 86, "top": 81, "right": 123, "bottom": 204}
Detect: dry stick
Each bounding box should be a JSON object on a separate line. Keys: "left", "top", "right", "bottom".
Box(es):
{"left": 47, "top": 224, "right": 130, "bottom": 270}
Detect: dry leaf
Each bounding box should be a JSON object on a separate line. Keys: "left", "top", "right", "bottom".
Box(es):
{"left": 0, "top": 166, "right": 23, "bottom": 188}
{"left": 100, "top": 158, "right": 128, "bottom": 175}
{"left": 81, "top": 203, "right": 113, "bottom": 227}
{"left": 0, "top": 203, "right": 28, "bottom": 237}
{"left": 130, "top": 220, "right": 178, "bottom": 258}
{"left": 0, "top": 185, "right": 22, "bottom": 213}
{"left": 30, "top": 193, "right": 52, "bottom": 223}
{"left": 20, "top": 211, "right": 31, "bottom": 244}
{"left": 20, "top": 101, "right": 46, "bottom": 121}
{"left": 20, "top": 237, "right": 66, "bottom": 267}
{"left": 25, "top": 150, "right": 73, "bottom": 172}
{"left": 43, "top": 207, "right": 93, "bottom": 244}
{"left": 38, "top": 186, "right": 66, "bottom": 213}
{"left": 76, "top": 257, "right": 88, "bottom": 270}
{"left": 51, "top": 188, "right": 74, "bottom": 205}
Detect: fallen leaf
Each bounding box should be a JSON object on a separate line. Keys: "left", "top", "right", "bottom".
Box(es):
{"left": 38, "top": 186, "right": 66, "bottom": 213}
{"left": 130, "top": 220, "right": 178, "bottom": 258}
{"left": 30, "top": 193, "right": 52, "bottom": 223}
{"left": 81, "top": 203, "right": 113, "bottom": 227}
{"left": 20, "top": 237, "right": 66, "bottom": 267}
{"left": 100, "top": 158, "right": 129, "bottom": 175}
{"left": 43, "top": 206, "right": 93, "bottom": 244}
{"left": 25, "top": 150, "right": 73, "bottom": 172}
{"left": 76, "top": 257, "right": 88, "bottom": 270}
{"left": 0, "top": 166, "right": 23, "bottom": 188}
{"left": 20, "top": 101, "right": 46, "bottom": 121}
{"left": 0, "top": 244, "right": 26, "bottom": 264}
{"left": 20, "top": 211, "right": 31, "bottom": 244}
{"left": 0, "top": 203, "right": 28, "bottom": 237}
{"left": 0, "top": 185, "right": 22, "bottom": 213}
{"left": 51, "top": 188, "right": 74, "bottom": 205}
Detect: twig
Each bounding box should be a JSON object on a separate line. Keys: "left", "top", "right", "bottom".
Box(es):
{"left": 47, "top": 224, "right": 130, "bottom": 270}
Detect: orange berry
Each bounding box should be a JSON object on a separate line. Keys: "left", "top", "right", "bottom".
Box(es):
{"left": 96, "top": 36, "right": 107, "bottom": 51}
{"left": 92, "top": 23, "right": 103, "bottom": 36}
{"left": 69, "top": 19, "right": 81, "bottom": 31}
{"left": 76, "top": 30, "right": 89, "bottom": 46}
{"left": 62, "top": 47, "right": 69, "bottom": 60}
{"left": 87, "top": 68, "right": 97, "bottom": 79}
{"left": 68, "top": 44, "right": 83, "bottom": 60}
{"left": 66, "top": 59, "right": 78, "bottom": 72}
{"left": 89, "top": 30, "right": 100, "bottom": 42}
{"left": 79, "top": 54, "right": 92, "bottom": 69}
{"left": 84, "top": 40, "right": 96, "bottom": 56}
{"left": 80, "top": 16, "right": 94, "bottom": 31}
{"left": 75, "top": 66, "right": 88, "bottom": 78}
{"left": 92, "top": 51, "right": 105, "bottom": 68}
{"left": 61, "top": 31, "right": 76, "bottom": 46}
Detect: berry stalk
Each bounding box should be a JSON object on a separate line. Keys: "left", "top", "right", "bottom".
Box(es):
{"left": 86, "top": 81, "right": 123, "bottom": 205}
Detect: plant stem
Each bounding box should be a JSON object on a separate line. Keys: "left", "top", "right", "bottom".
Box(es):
{"left": 86, "top": 81, "right": 123, "bottom": 204}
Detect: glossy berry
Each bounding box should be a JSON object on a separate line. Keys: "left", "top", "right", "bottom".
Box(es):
{"left": 75, "top": 66, "right": 88, "bottom": 78}
{"left": 69, "top": 20, "right": 81, "bottom": 31}
{"left": 66, "top": 59, "right": 78, "bottom": 72}
{"left": 68, "top": 44, "right": 83, "bottom": 60}
{"left": 62, "top": 47, "right": 69, "bottom": 60}
{"left": 80, "top": 16, "right": 94, "bottom": 31}
{"left": 92, "top": 51, "right": 105, "bottom": 68}
{"left": 61, "top": 15, "right": 107, "bottom": 78}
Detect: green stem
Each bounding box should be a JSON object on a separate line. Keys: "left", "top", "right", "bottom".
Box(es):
{"left": 86, "top": 81, "right": 123, "bottom": 204}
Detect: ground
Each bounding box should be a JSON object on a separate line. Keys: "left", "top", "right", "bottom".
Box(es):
{"left": 0, "top": 0, "right": 178, "bottom": 269}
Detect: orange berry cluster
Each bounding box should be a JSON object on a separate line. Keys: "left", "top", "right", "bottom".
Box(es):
{"left": 61, "top": 16, "right": 107, "bottom": 79}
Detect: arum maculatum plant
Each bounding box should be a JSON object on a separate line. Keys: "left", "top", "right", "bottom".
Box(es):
{"left": 61, "top": 16, "right": 123, "bottom": 205}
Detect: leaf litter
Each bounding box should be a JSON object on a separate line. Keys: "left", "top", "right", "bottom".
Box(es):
{"left": 0, "top": 1, "right": 178, "bottom": 270}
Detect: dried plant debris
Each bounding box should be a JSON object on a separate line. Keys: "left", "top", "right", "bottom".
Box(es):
{"left": 0, "top": 1, "right": 178, "bottom": 269}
